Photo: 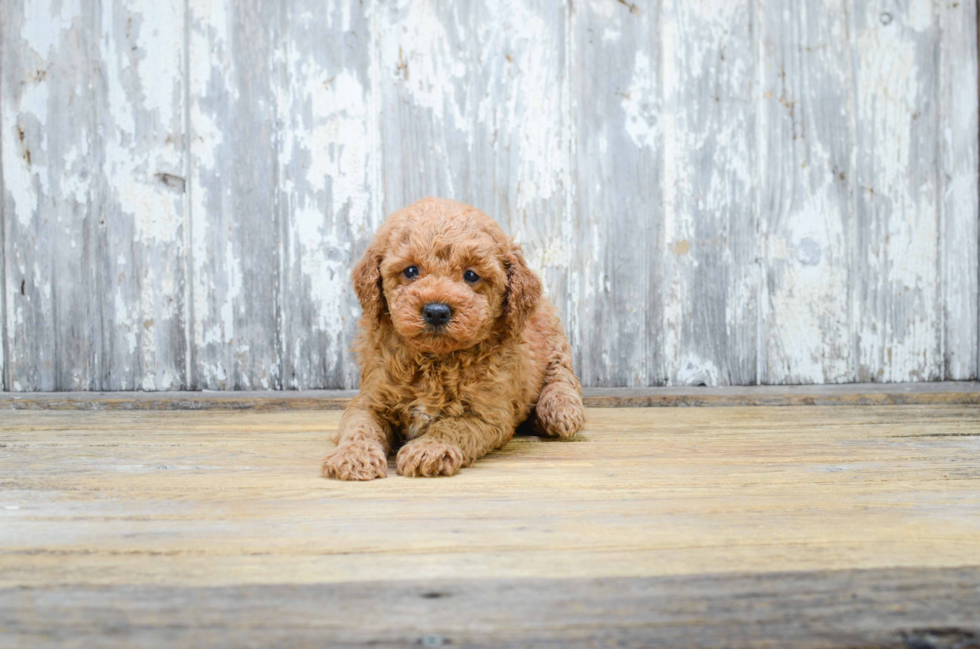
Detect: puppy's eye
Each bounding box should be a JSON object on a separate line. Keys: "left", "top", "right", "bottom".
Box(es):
{"left": 402, "top": 266, "right": 419, "bottom": 279}
{"left": 463, "top": 269, "right": 480, "bottom": 283}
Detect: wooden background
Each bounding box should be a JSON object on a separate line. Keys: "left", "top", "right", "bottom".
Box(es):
{"left": 0, "top": 0, "right": 977, "bottom": 391}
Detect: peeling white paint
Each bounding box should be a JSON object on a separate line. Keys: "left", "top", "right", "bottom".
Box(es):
{"left": 3, "top": 79, "right": 49, "bottom": 228}
{"left": 853, "top": 0, "right": 941, "bottom": 381}
{"left": 115, "top": 287, "right": 138, "bottom": 356}
{"left": 379, "top": 2, "right": 466, "bottom": 124}
{"left": 906, "top": 0, "right": 934, "bottom": 33}
{"left": 601, "top": 28, "right": 621, "bottom": 43}
{"left": 757, "top": 0, "right": 855, "bottom": 385}
{"left": 189, "top": 0, "right": 235, "bottom": 100}
{"left": 622, "top": 51, "right": 658, "bottom": 150}
{"left": 941, "top": 0, "right": 980, "bottom": 378}
{"left": 661, "top": 0, "right": 757, "bottom": 386}
{"left": 23, "top": 0, "right": 82, "bottom": 58}
{"left": 505, "top": 1, "right": 565, "bottom": 213}
{"left": 275, "top": 2, "right": 379, "bottom": 389}
{"left": 1, "top": 0, "right": 977, "bottom": 391}
{"left": 675, "top": 356, "right": 721, "bottom": 387}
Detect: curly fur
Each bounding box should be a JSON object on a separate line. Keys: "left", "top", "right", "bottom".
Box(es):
{"left": 322, "top": 197, "right": 585, "bottom": 480}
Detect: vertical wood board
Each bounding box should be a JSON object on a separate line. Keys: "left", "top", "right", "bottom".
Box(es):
{"left": 939, "top": 0, "right": 979, "bottom": 380}
{"left": 757, "top": 0, "right": 854, "bottom": 384}
{"left": 188, "top": 0, "right": 281, "bottom": 389}
{"left": 850, "top": 0, "right": 942, "bottom": 383}
{"left": 0, "top": 0, "right": 5, "bottom": 393}
{"left": 568, "top": 0, "right": 664, "bottom": 387}
{"left": 1, "top": 0, "right": 187, "bottom": 391}
{"left": 661, "top": 0, "right": 759, "bottom": 386}
{"left": 278, "top": 0, "right": 379, "bottom": 390}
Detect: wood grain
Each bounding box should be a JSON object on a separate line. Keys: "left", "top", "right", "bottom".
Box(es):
{"left": 661, "top": 0, "right": 758, "bottom": 386}
{"left": 1, "top": 0, "right": 978, "bottom": 390}
{"left": 1, "top": 405, "right": 979, "bottom": 646}
{"left": 376, "top": 0, "right": 566, "bottom": 229}
{"left": 568, "top": 0, "right": 663, "bottom": 387}
{"left": 0, "top": 33, "right": 5, "bottom": 392}
{"left": 851, "top": 0, "right": 942, "bottom": 383}
{"left": 2, "top": 569, "right": 978, "bottom": 648}
{"left": 2, "top": 0, "right": 101, "bottom": 391}
{"left": 278, "top": 0, "right": 379, "bottom": 390}
{"left": 758, "top": 0, "right": 853, "bottom": 384}
{"left": 1, "top": 0, "right": 188, "bottom": 391}
{"left": 2, "top": 406, "right": 979, "bottom": 586}
{"left": 2, "top": 382, "right": 979, "bottom": 410}
{"left": 940, "top": 0, "right": 979, "bottom": 381}
{"left": 187, "top": 0, "right": 281, "bottom": 389}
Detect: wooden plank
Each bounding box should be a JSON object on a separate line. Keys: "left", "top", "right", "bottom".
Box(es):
{"left": 187, "top": 0, "right": 282, "bottom": 389}
{"left": 940, "top": 0, "right": 979, "bottom": 380}
{"left": 1, "top": 382, "right": 979, "bottom": 410}
{"left": 1, "top": 0, "right": 187, "bottom": 391}
{"left": 2, "top": 405, "right": 979, "bottom": 644}
{"left": 757, "top": 0, "right": 854, "bottom": 384}
{"left": 850, "top": 0, "right": 942, "bottom": 382}
{"left": 582, "top": 381, "right": 980, "bottom": 407}
{"left": 95, "top": 0, "right": 188, "bottom": 391}
{"left": 1, "top": 26, "right": 4, "bottom": 393}
{"left": 278, "top": 0, "right": 379, "bottom": 390}
{"left": 1, "top": 0, "right": 100, "bottom": 391}
{"left": 1, "top": 406, "right": 979, "bottom": 587}
{"left": 0, "top": 0, "right": 976, "bottom": 393}
{"left": 2, "top": 568, "right": 978, "bottom": 648}
{"left": 567, "top": 0, "right": 663, "bottom": 387}
{"left": 0, "top": 389, "right": 358, "bottom": 410}
{"left": 661, "top": 0, "right": 758, "bottom": 386}
{"left": 375, "top": 0, "right": 569, "bottom": 336}
{"left": 1, "top": 92, "right": 5, "bottom": 391}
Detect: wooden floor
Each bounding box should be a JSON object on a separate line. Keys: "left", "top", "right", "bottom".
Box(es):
{"left": 1, "top": 404, "right": 979, "bottom": 647}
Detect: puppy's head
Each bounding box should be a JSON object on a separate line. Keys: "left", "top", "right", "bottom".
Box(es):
{"left": 352, "top": 197, "right": 541, "bottom": 354}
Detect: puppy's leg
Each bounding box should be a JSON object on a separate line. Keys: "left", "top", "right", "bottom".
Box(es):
{"left": 534, "top": 335, "right": 586, "bottom": 438}
{"left": 322, "top": 403, "right": 392, "bottom": 481}
{"left": 396, "top": 414, "right": 511, "bottom": 478}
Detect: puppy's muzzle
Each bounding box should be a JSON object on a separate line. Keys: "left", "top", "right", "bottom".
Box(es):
{"left": 422, "top": 302, "right": 452, "bottom": 328}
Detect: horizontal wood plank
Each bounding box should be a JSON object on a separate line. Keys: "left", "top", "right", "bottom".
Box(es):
{"left": 2, "top": 406, "right": 979, "bottom": 586}
{"left": 2, "top": 405, "right": 979, "bottom": 646}
{"left": 1, "top": 383, "right": 978, "bottom": 410}
{"left": 2, "top": 568, "right": 979, "bottom": 648}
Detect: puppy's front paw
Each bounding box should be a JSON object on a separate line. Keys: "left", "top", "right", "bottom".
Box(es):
{"left": 322, "top": 441, "right": 388, "bottom": 481}
{"left": 396, "top": 439, "right": 465, "bottom": 477}
{"left": 535, "top": 384, "right": 586, "bottom": 438}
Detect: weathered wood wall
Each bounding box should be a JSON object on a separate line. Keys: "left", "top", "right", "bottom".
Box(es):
{"left": 1, "top": 0, "right": 977, "bottom": 390}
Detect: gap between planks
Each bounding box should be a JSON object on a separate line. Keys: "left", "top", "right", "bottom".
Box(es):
{"left": 0, "top": 382, "right": 978, "bottom": 411}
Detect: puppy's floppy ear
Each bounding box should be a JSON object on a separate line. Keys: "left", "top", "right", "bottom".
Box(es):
{"left": 352, "top": 239, "right": 386, "bottom": 323}
{"left": 503, "top": 240, "right": 542, "bottom": 334}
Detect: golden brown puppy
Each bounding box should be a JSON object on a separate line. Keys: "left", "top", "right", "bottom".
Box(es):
{"left": 322, "top": 197, "right": 585, "bottom": 480}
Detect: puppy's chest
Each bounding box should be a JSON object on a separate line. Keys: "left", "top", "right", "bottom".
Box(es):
{"left": 391, "top": 371, "right": 472, "bottom": 439}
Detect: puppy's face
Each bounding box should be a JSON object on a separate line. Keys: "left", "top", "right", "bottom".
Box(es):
{"left": 353, "top": 199, "right": 541, "bottom": 354}
{"left": 381, "top": 225, "right": 506, "bottom": 353}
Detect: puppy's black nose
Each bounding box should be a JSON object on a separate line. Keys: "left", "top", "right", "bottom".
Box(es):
{"left": 422, "top": 303, "right": 452, "bottom": 327}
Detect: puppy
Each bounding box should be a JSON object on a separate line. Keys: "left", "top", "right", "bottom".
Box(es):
{"left": 322, "top": 197, "right": 585, "bottom": 480}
